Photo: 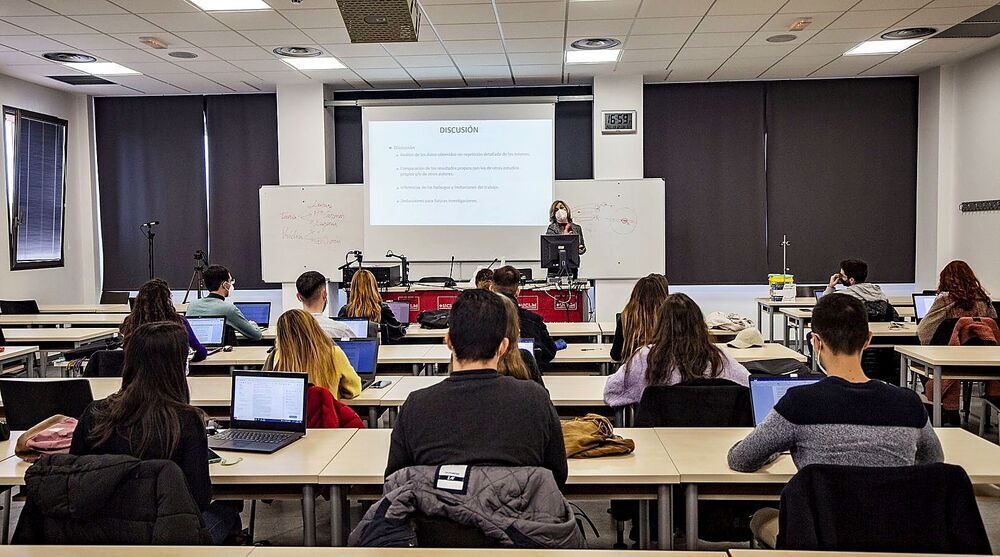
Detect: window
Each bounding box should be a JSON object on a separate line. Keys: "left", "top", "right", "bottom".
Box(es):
{"left": 3, "top": 107, "right": 67, "bottom": 270}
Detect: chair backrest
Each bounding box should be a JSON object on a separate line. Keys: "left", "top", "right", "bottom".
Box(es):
{"left": 0, "top": 379, "right": 94, "bottom": 430}
{"left": 778, "top": 463, "right": 991, "bottom": 553}
{"left": 930, "top": 317, "right": 999, "bottom": 346}
{"left": 99, "top": 291, "right": 130, "bottom": 304}
{"left": 635, "top": 378, "right": 753, "bottom": 427}
{"left": 0, "top": 300, "right": 39, "bottom": 315}
{"left": 863, "top": 299, "right": 898, "bottom": 323}
{"left": 82, "top": 350, "right": 125, "bottom": 378}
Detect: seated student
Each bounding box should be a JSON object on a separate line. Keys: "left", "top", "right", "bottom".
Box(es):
{"left": 338, "top": 269, "right": 405, "bottom": 344}
{"left": 497, "top": 294, "right": 545, "bottom": 388}
{"left": 604, "top": 293, "right": 749, "bottom": 407}
{"left": 822, "top": 258, "right": 895, "bottom": 320}
{"left": 728, "top": 293, "right": 944, "bottom": 548}
{"left": 185, "top": 265, "right": 262, "bottom": 341}
{"left": 610, "top": 273, "right": 669, "bottom": 362}
{"left": 475, "top": 268, "right": 494, "bottom": 290}
{"left": 296, "top": 270, "right": 357, "bottom": 339}
{"left": 70, "top": 321, "right": 243, "bottom": 544}
{"left": 264, "top": 309, "right": 362, "bottom": 400}
{"left": 386, "top": 289, "right": 567, "bottom": 489}
{"left": 120, "top": 278, "right": 207, "bottom": 362}
{"left": 491, "top": 266, "right": 558, "bottom": 368}
{"left": 917, "top": 260, "right": 999, "bottom": 413}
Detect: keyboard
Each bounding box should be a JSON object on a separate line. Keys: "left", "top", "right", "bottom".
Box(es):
{"left": 215, "top": 430, "right": 289, "bottom": 444}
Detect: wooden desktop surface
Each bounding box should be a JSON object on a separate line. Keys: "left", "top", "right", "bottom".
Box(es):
{"left": 895, "top": 345, "right": 1000, "bottom": 366}
{"left": 1, "top": 328, "right": 118, "bottom": 344}
{"left": 0, "top": 314, "right": 126, "bottom": 327}
{"left": 37, "top": 304, "right": 186, "bottom": 314}
{"left": 193, "top": 345, "right": 439, "bottom": 367}
{"left": 781, "top": 307, "right": 915, "bottom": 320}
{"left": 377, "top": 375, "right": 610, "bottom": 407}
{"left": 0, "top": 346, "right": 38, "bottom": 364}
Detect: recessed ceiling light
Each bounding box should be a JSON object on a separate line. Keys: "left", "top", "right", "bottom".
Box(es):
{"left": 766, "top": 34, "right": 798, "bottom": 43}
{"left": 282, "top": 56, "right": 346, "bottom": 70}
{"left": 43, "top": 52, "right": 97, "bottom": 63}
{"left": 881, "top": 27, "right": 937, "bottom": 40}
{"left": 273, "top": 46, "right": 322, "bottom": 57}
{"left": 187, "top": 0, "right": 270, "bottom": 11}
{"left": 844, "top": 38, "right": 922, "bottom": 55}
{"left": 566, "top": 49, "right": 620, "bottom": 64}
{"left": 570, "top": 38, "right": 621, "bottom": 50}
{"left": 62, "top": 62, "right": 141, "bottom": 75}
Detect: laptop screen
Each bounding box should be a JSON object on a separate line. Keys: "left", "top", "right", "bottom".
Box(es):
{"left": 518, "top": 338, "right": 534, "bottom": 353}
{"left": 750, "top": 376, "right": 823, "bottom": 426}
{"left": 187, "top": 317, "right": 225, "bottom": 346}
{"left": 234, "top": 302, "right": 271, "bottom": 326}
{"left": 335, "top": 338, "right": 378, "bottom": 375}
{"left": 334, "top": 318, "right": 370, "bottom": 338}
{"left": 231, "top": 371, "right": 306, "bottom": 427}
{"left": 385, "top": 301, "right": 410, "bottom": 324}
{"left": 913, "top": 294, "right": 937, "bottom": 321}
{"left": 814, "top": 291, "right": 824, "bottom": 300}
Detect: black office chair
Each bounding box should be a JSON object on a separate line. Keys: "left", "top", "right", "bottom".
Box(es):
{"left": 0, "top": 379, "right": 93, "bottom": 430}
{"left": 82, "top": 350, "right": 124, "bottom": 378}
{"left": 99, "top": 291, "right": 130, "bottom": 304}
{"left": 0, "top": 300, "right": 39, "bottom": 315}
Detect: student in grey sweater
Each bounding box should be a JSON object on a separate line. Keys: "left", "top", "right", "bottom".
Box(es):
{"left": 728, "top": 293, "right": 943, "bottom": 548}
{"left": 185, "top": 265, "right": 263, "bottom": 341}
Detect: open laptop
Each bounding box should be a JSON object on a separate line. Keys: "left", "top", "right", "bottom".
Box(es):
{"left": 333, "top": 317, "right": 371, "bottom": 338}
{"left": 335, "top": 338, "right": 380, "bottom": 388}
{"left": 749, "top": 375, "right": 824, "bottom": 426}
{"left": 814, "top": 291, "right": 825, "bottom": 301}
{"left": 518, "top": 338, "right": 535, "bottom": 353}
{"left": 385, "top": 301, "right": 410, "bottom": 325}
{"left": 234, "top": 302, "right": 271, "bottom": 328}
{"left": 186, "top": 316, "right": 226, "bottom": 356}
{"left": 209, "top": 370, "right": 307, "bottom": 454}
{"left": 912, "top": 293, "right": 937, "bottom": 323}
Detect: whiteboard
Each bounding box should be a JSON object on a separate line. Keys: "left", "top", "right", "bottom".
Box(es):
{"left": 259, "top": 185, "right": 364, "bottom": 283}
{"left": 554, "top": 179, "right": 665, "bottom": 279}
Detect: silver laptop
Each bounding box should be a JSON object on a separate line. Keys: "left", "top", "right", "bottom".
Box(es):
{"left": 912, "top": 293, "right": 937, "bottom": 323}
{"left": 333, "top": 317, "right": 371, "bottom": 338}
{"left": 187, "top": 316, "right": 226, "bottom": 356}
{"left": 749, "top": 375, "right": 823, "bottom": 426}
{"left": 385, "top": 300, "right": 411, "bottom": 325}
{"left": 209, "top": 370, "right": 307, "bottom": 454}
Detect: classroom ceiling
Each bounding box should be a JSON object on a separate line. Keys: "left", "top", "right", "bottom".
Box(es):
{"left": 0, "top": 0, "right": 999, "bottom": 96}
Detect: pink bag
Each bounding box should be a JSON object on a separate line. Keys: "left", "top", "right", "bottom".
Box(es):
{"left": 16, "top": 415, "right": 77, "bottom": 463}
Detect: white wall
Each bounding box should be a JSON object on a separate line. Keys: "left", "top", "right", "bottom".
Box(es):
{"left": 918, "top": 44, "right": 1000, "bottom": 293}
{"left": 0, "top": 74, "right": 99, "bottom": 305}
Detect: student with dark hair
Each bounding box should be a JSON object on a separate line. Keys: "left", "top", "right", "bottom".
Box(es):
{"left": 604, "top": 293, "right": 749, "bottom": 407}
{"left": 822, "top": 258, "right": 894, "bottom": 318}
{"left": 296, "top": 271, "right": 356, "bottom": 339}
{"left": 491, "top": 266, "right": 558, "bottom": 368}
{"left": 71, "top": 322, "right": 243, "bottom": 544}
{"left": 497, "top": 294, "right": 544, "bottom": 387}
{"left": 610, "top": 273, "right": 669, "bottom": 362}
{"left": 385, "top": 289, "right": 567, "bottom": 489}
{"left": 121, "top": 278, "right": 207, "bottom": 362}
{"left": 185, "top": 264, "right": 262, "bottom": 341}
{"left": 727, "top": 293, "right": 943, "bottom": 548}
{"left": 474, "top": 268, "right": 494, "bottom": 290}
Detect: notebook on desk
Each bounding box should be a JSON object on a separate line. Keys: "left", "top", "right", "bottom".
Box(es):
{"left": 335, "top": 338, "right": 380, "bottom": 388}
{"left": 187, "top": 316, "right": 226, "bottom": 356}
{"left": 209, "top": 370, "right": 307, "bottom": 454}
{"left": 234, "top": 302, "right": 271, "bottom": 328}
{"left": 749, "top": 375, "right": 823, "bottom": 426}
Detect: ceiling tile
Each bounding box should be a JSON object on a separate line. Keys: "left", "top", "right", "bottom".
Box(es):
{"left": 893, "top": 6, "right": 993, "bottom": 26}
{"left": 616, "top": 60, "right": 671, "bottom": 74}
{"left": 113, "top": 75, "right": 190, "bottom": 94}
{"left": 0, "top": 50, "right": 46, "bottom": 64}
{"left": 111, "top": 32, "right": 192, "bottom": 48}
{"left": 422, "top": 3, "right": 497, "bottom": 24}
{"left": 504, "top": 37, "right": 562, "bottom": 52}
{"left": 278, "top": 9, "right": 345, "bottom": 29}
{"left": 511, "top": 64, "right": 562, "bottom": 77}
{"left": 638, "top": 0, "right": 713, "bottom": 18}
{"left": 402, "top": 66, "right": 462, "bottom": 79}
{"left": 322, "top": 43, "right": 386, "bottom": 56}
{"left": 665, "top": 59, "right": 721, "bottom": 80}
{"left": 232, "top": 59, "right": 292, "bottom": 72}
{"left": 169, "top": 59, "right": 243, "bottom": 73}
{"left": 159, "top": 73, "right": 236, "bottom": 92}
{"left": 466, "top": 76, "right": 514, "bottom": 86}
{"left": 629, "top": 17, "right": 701, "bottom": 35}
{"left": 566, "top": 19, "right": 631, "bottom": 36}
{"left": 502, "top": 21, "right": 564, "bottom": 38}
{"left": 792, "top": 42, "right": 859, "bottom": 56}
{"left": 268, "top": 0, "right": 338, "bottom": 8}
{"left": 303, "top": 27, "right": 351, "bottom": 43}
{"left": 809, "top": 27, "right": 883, "bottom": 43}
{"left": 624, "top": 34, "right": 688, "bottom": 49}
{"left": 109, "top": 0, "right": 200, "bottom": 13}
{"left": 497, "top": 2, "right": 564, "bottom": 22}
{"left": 926, "top": 0, "right": 997, "bottom": 6}
{"left": 0, "top": 1, "right": 56, "bottom": 17}
{"left": 696, "top": 14, "right": 771, "bottom": 33}
{"left": 711, "top": 57, "right": 775, "bottom": 79}
{"left": 828, "top": 9, "right": 914, "bottom": 29}
{"left": 1, "top": 15, "right": 96, "bottom": 34}
{"left": 203, "top": 45, "right": 275, "bottom": 59}
{"left": 809, "top": 54, "right": 889, "bottom": 76}
{"left": 148, "top": 46, "right": 219, "bottom": 61}
{"left": 708, "top": 0, "right": 787, "bottom": 15}
{"left": 732, "top": 44, "right": 798, "bottom": 57}
{"left": 33, "top": 0, "right": 126, "bottom": 15}
{"left": 176, "top": 30, "right": 256, "bottom": 47}
{"left": 507, "top": 51, "right": 561, "bottom": 64}
{"left": 909, "top": 37, "right": 986, "bottom": 51}
{"left": 392, "top": 54, "right": 455, "bottom": 67}
{"left": 382, "top": 41, "right": 446, "bottom": 55}
{"left": 744, "top": 29, "right": 817, "bottom": 45}
{"left": 0, "top": 20, "right": 34, "bottom": 35}
{"left": 238, "top": 28, "right": 313, "bottom": 45}
{"left": 568, "top": 0, "right": 640, "bottom": 20}
{"left": 685, "top": 31, "right": 755, "bottom": 47}
{"left": 46, "top": 33, "right": 129, "bottom": 50}
{"left": 761, "top": 55, "right": 838, "bottom": 77}
{"left": 852, "top": 0, "right": 930, "bottom": 9}
{"left": 354, "top": 67, "right": 413, "bottom": 80}
{"left": 341, "top": 56, "right": 400, "bottom": 69}
{"left": 760, "top": 12, "right": 842, "bottom": 32}
{"left": 72, "top": 14, "right": 164, "bottom": 33}
{"left": 141, "top": 12, "right": 228, "bottom": 32}
{"left": 779, "top": 0, "right": 858, "bottom": 12}
{"left": 619, "top": 48, "right": 678, "bottom": 62}
{"left": 457, "top": 65, "right": 511, "bottom": 78}
{"left": 434, "top": 23, "right": 500, "bottom": 40}
{"left": 442, "top": 39, "right": 504, "bottom": 53}
{"left": 211, "top": 11, "right": 296, "bottom": 31}
{"left": 251, "top": 70, "right": 313, "bottom": 84}
{"left": 674, "top": 46, "right": 740, "bottom": 61}
{"left": 85, "top": 47, "right": 162, "bottom": 63}
{"left": 452, "top": 53, "right": 508, "bottom": 65}
{"left": 122, "top": 60, "right": 187, "bottom": 73}
{"left": 0, "top": 34, "right": 74, "bottom": 51}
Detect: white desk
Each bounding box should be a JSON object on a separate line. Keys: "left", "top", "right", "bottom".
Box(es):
{"left": 0, "top": 346, "right": 36, "bottom": 376}
{"left": 781, "top": 308, "right": 917, "bottom": 357}
{"left": 37, "top": 304, "right": 186, "bottom": 314}
{"left": 192, "top": 345, "right": 441, "bottom": 375}
{"left": 758, "top": 296, "right": 915, "bottom": 343}
{"left": 1, "top": 328, "right": 118, "bottom": 376}
{"left": 0, "top": 314, "right": 126, "bottom": 327}
{"left": 896, "top": 345, "right": 1000, "bottom": 427}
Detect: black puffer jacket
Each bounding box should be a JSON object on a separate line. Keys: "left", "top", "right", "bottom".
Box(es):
{"left": 13, "top": 454, "right": 210, "bottom": 545}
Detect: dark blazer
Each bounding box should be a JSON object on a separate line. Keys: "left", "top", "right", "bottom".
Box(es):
{"left": 339, "top": 303, "right": 407, "bottom": 344}
{"left": 546, "top": 222, "right": 586, "bottom": 254}
{"left": 503, "top": 294, "right": 557, "bottom": 368}
{"left": 610, "top": 314, "right": 625, "bottom": 362}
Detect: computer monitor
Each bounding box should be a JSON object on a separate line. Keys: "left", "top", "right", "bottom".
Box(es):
{"left": 385, "top": 301, "right": 410, "bottom": 325}
{"left": 234, "top": 302, "right": 271, "bottom": 328}
{"left": 230, "top": 370, "right": 307, "bottom": 432}
{"left": 540, "top": 234, "right": 580, "bottom": 278}
{"left": 333, "top": 317, "right": 371, "bottom": 338}
{"left": 335, "top": 338, "right": 380, "bottom": 387}
{"left": 187, "top": 316, "right": 226, "bottom": 347}
{"left": 749, "top": 375, "right": 823, "bottom": 426}
{"left": 913, "top": 294, "right": 938, "bottom": 322}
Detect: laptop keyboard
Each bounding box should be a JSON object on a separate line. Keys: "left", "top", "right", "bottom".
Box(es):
{"left": 216, "top": 430, "right": 288, "bottom": 444}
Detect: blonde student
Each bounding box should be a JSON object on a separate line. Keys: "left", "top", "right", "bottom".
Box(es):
{"left": 265, "top": 309, "right": 362, "bottom": 400}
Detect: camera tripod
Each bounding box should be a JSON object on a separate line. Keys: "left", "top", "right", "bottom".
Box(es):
{"left": 182, "top": 250, "right": 208, "bottom": 304}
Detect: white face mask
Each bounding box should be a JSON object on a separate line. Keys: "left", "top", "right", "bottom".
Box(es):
{"left": 555, "top": 209, "right": 568, "bottom": 222}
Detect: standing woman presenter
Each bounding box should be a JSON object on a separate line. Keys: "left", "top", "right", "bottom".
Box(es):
{"left": 546, "top": 200, "right": 586, "bottom": 255}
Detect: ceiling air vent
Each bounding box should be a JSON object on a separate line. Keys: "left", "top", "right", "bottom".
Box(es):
{"left": 932, "top": 5, "right": 1000, "bottom": 38}
{"left": 336, "top": 0, "right": 419, "bottom": 43}
{"left": 48, "top": 75, "right": 116, "bottom": 85}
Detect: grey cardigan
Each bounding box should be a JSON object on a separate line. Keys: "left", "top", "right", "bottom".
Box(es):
{"left": 546, "top": 222, "right": 586, "bottom": 254}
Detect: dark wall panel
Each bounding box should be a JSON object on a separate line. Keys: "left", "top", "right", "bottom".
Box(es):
{"left": 554, "top": 100, "right": 593, "bottom": 180}
{"left": 764, "top": 78, "right": 917, "bottom": 284}
{"left": 95, "top": 96, "right": 207, "bottom": 291}
{"left": 644, "top": 82, "right": 768, "bottom": 284}
{"left": 334, "top": 106, "right": 362, "bottom": 184}
{"left": 205, "top": 94, "right": 279, "bottom": 289}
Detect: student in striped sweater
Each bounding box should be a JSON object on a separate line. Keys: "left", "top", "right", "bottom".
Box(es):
{"left": 727, "top": 293, "right": 943, "bottom": 548}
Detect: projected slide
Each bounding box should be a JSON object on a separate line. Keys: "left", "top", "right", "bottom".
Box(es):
{"left": 368, "top": 119, "right": 553, "bottom": 226}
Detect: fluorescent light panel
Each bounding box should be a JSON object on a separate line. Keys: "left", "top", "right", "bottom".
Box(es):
{"left": 187, "top": 0, "right": 270, "bottom": 11}
{"left": 63, "top": 62, "right": 140, "bottom": 75}
{"left": 844, "top": 38, "right": 922, "bottom": 55}
{"left": 283, "top": 56, "right": 345, "bottom": 70}
{"left": 565, "top": 49, "right": 621, "bottom": 64}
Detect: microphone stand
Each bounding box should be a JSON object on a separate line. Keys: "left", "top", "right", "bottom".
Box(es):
{"left": 386, "top": 251, "right": 410, "bottom": 287}
{"left": 139, "top": 223, "right": 158, "bottom": 280}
